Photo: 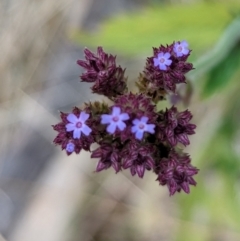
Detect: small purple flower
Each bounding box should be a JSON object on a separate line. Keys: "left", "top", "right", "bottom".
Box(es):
{"left": 173, "top": 41, "right": 189, "bottom": 57}
{"left": 131, "top": 116, "right": 155, "bottom": 140}
{"left": 153, "top": 52, "right": 172, "bottom": 71}
{"left": 101, "top": 107, "right": 130, "bottom": 134}
{"left": 66, "top": 143, "right": 75, "bottom": 153}
{"left": 66, "top": 111, "right": 92, "bottom": 139}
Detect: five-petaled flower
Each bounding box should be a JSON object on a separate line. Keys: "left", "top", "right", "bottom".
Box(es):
{"left": 131, "top": 116, "right": 155, "bottom": 140}
{"left": 173, "top": 40, "right": 189, "bottom": 57}
{"left": 153, "top": 52, "right": 172, "bottom": 70}
{"left": 101, "top": 107, "right": 130, "bottom": 134}
{"left": 66, "top": 111, "right": 92, "bottom": 139}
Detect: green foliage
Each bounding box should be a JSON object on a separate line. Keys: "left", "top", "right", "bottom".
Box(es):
{"left": 72, "top": 2, "right": 239, "bottom": 57}
{"left": 202, "top": 43, "right": 240, "bottom": 97}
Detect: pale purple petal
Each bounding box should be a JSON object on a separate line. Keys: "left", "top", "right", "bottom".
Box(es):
{"left": 112, "top": 107, "right": 121, "bottom": 116}
{"left": 79, "top": 111, "right": 90, "bottom": 122}
{"left": 81, "top": 125, "right": 92, "bottom": 136}
{"left": 154, "top": 58, "right": 159, "bottom": 67}
{"left": 164, "top": 52, "right": 170, "bottom": 59}
{"left": 107, "top": 123, "right": 117, "bottom": 134}
{"left": 101, "top": 114, "right": 112, "bottom": 124}
{"left": 66, "top": 123, "right": 75, "bottom": 132}
{"left": 181, "top": 40, "right": 188, "bottom": 47}
{"left": 73, "top": 129, "right": 81, "bottom": 139}
{"left": 182, "top": 48, "right": 189, "bottom": 55}
{"left": 165, "top": 59, "right": 172, "bottom": 66}
{"left": 141, "top": 116, "right": 148, "bottom": 123}
{"left": 133, "top": 119, "right": 140, "bottom": 125}
{"left": 174, "top": 43, "right": 180, "bottom": 49}
{"left": 159, "top": 64, "right": 167, "bottom": 70}
{"left": 146, "top": 124, "right": 155, "bottom": 133}
{"left": 120, "top": 113, "right": 129, "bottom": 121}
{"left": 67, "top": 113, "right": 78, "bottom": 123}
{"left": 117, "top": 121, "right": 126, "bottom": 131}
{"left": 176, "top": 52, "right": 183, "bottom": 57}
{"left": 135, "top": 131, "right": 144, "bottom": 140}
{"left": 158, "top": 52, "right": 164, "bottom": 58}
{"left": 131, "top": 125, "right": 138, "bottom": 133}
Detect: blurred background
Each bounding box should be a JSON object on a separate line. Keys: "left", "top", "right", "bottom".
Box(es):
{"left": 1, "top": 0, "right": 240, "bottom": 240}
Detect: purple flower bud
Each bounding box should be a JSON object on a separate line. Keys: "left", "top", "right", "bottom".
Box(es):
{"left": 66, "top": 143, "right": 75, "bottom": 153}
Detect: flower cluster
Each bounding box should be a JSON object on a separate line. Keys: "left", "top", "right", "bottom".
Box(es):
{"left": 136, "top": 40, "right": 193, "bottom": 102}
{"left": 52, "top": 42, "right": 198, "bottom": 196}
{"left": 77, "top": 47, "right": 127, "bottom": 99}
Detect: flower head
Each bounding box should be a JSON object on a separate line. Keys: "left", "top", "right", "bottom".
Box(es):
{"left": 157, "top": 151, "right": 199, "bottom": 195}
{"left": 154, "top": 52, "right": 172, "bottom": 70}
{"left": 101, "top": 107, "right": 129, "bottom": 134}
{"left": 139, "top": 42, "right": 193, "bottom": 96}
{"left": 131, "top": 116, "right": 155, "bottom": 140}
{"left": 77, "top": 47, "right": 127, "bottom": 98}
{"left": 66, "top": 111, "right": 92, "bottom": 139}
{"left": 158, "top": 106, "right": 196, "bottom": 146}
{"left": 173, "top": 40, "right": 189, "bottom": 57}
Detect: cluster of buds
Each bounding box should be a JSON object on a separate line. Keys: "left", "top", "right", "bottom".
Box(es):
{"left": 52, "top": 41, "right": 198, "bottom": 196}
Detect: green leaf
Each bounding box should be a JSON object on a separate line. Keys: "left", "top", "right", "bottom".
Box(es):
{"left": 202, "top": 43, "right": 240, "bottom": 97}
{"left": 71, "top": 2, "right": 239, "bottom": 56}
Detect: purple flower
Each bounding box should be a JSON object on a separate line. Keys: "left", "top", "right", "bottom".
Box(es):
{"left": 66, "top": 143, "right": 75, "bottom": 153}
{"left": 52, "top": 107, "right": 94, "bottom": 154}
{"left": 153, "top": 52, "right": 172, "bottom": 70}
{"left": 174, "top": 40, "right": 189, "bottom": 57}
{"left": 131, "top": 116, "right": 155, "bottom": 140}
{"left": 101, "top": 107, "right": 129, "bottom": 134}
{"left": 66, "top": 111, "right": 92, "bottom": 139}
{"left": 113, "top": 93, "right": 157, "bottom": 142}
